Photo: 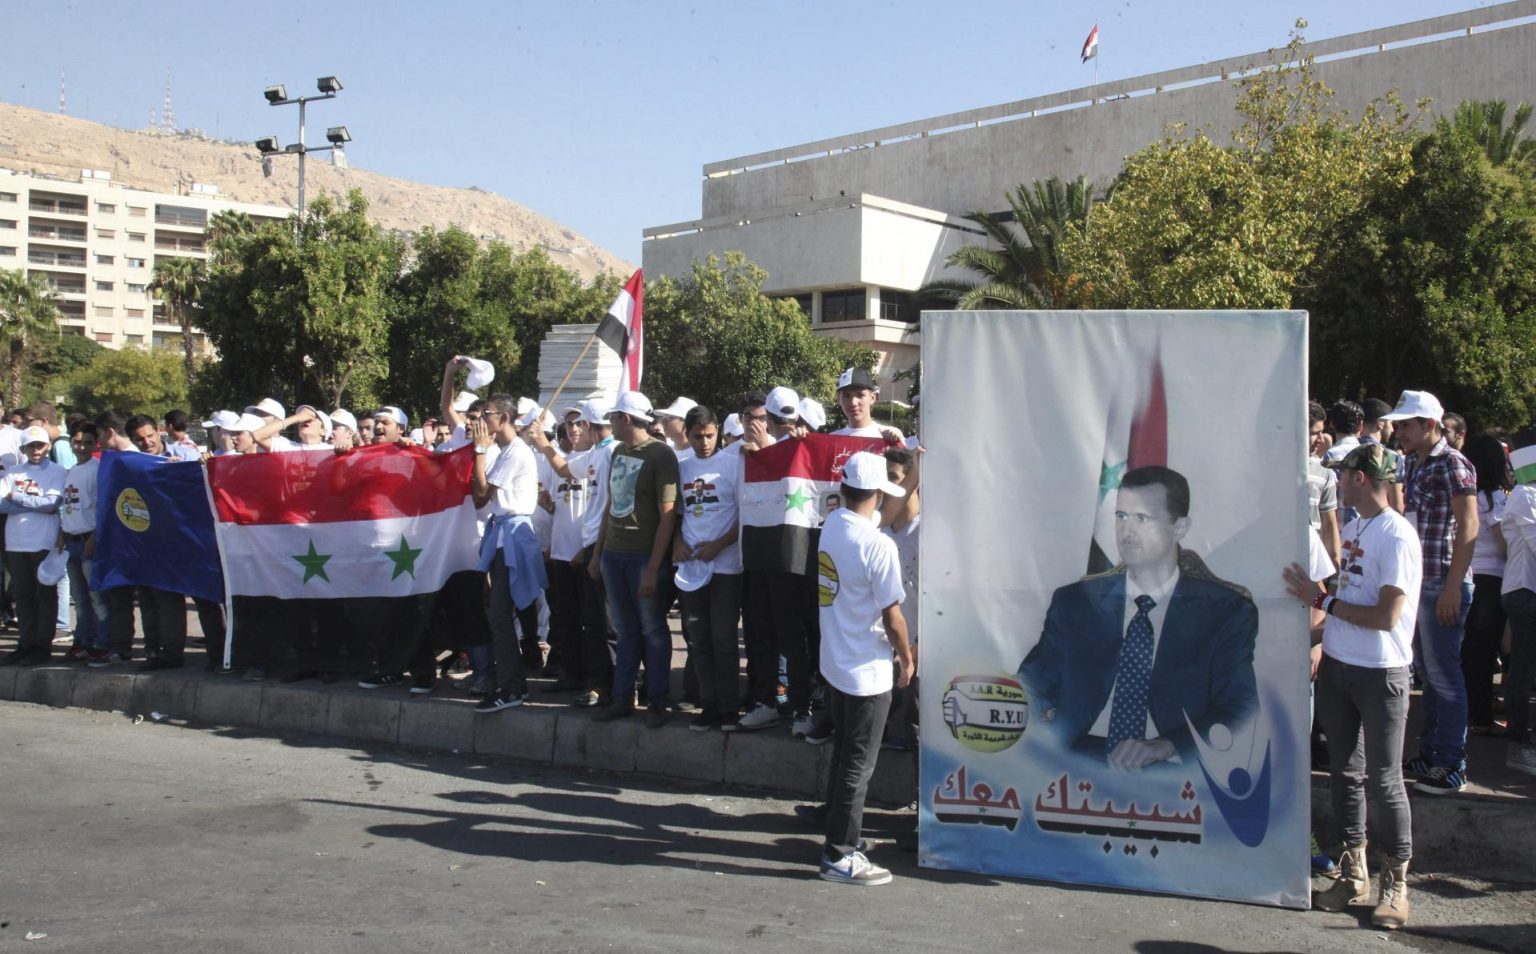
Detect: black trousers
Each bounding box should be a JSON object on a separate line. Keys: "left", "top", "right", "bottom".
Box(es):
{"left": 488, "top": 551, "right": 541, "bottom": 697}
{"left": 6, "top": 550, "right": 57, "bottom": 652}
{"left": 106, "top": 586, "right": 186, "bottom": 662}
{"left": 679, "top": 573, "right": 743, "bottom": 716}
{"left": 547, "top": 557, "right": 585, "bottom": 677}
{"left": 1463, "top": 572, "right": 1507, "bottom": 727}
{"left": 763, "top": 571, "right": 817, "bottom": 713}
{"left": 575, "top": 545, "right": 616, "bottom": 694}
{"left": 194, "top": 598, "right": 226, "bottom": 667}
{"left": 740, "top": 571, "right": 785, "bottom": 707}
{"left": 824, "top": 686, "right": 893, "bottom": 859}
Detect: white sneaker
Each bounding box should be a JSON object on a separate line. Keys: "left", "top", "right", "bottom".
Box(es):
{"left": 819, "top": 849, "right": 892, "bottom": 886}
{"left": 1508, "top": 743, "right": 1536, "bottom": 778}
{"left": 737, "top": 702, "right": 782, "bottom": 731}
{"left": 791, "top": 711, "right": 814, "bottom": 738}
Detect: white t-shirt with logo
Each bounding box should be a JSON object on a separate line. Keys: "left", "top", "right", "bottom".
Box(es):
{"left": 483, "top": 438, "right": 538, "bottom": 517}
{"left": 1324, "top": 508, "right": 1422, "bottom": 669}
{"left": 549, "top": 450, "right": 589, "bottom": 563}
{"left": 817, "top": 508, "right": 905, "bottom": 696}
{"left": 532, "top": 452, "right": 557, "bottom": 552}
{"left": 2, "top": 459, "right": 68, "bottom": 552}
{"left": 579, "top": 439, "right": 616, "bottom": 548}
{"left": 61, "top": 457, "right": 100, "bottom": 536}
{"left": 678, "top": 452, "right": 742, "bottom": 577}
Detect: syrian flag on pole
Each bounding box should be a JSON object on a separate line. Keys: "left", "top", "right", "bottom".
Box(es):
{"left": 597, "top": 268, "right": 644, "bottom": 399}
{"left": 206, "top": 443, "right": 481, "bottom": 671}
{"left": 1081, "top": 24, "right": 1099, "bottom": 63}
{"left": 741, "top": 432, "right": 885, "bottom": 575}
{"left": 1087, "top": 349, "right": 1166, "bottom": 574}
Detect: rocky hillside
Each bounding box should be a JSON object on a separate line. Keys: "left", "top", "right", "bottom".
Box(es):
{"left": 0, "top": 101, "right": 632, "bottom": 280}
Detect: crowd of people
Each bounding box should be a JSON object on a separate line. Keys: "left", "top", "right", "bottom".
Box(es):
{"left": 2, "top": 363, "right": 1534, "bottom": 903}
{"left": 0, "top": 357, "right": 921, "bottom": 887}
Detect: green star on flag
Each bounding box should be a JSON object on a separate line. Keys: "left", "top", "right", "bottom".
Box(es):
{"left": 292, "top": 540, "right": 332, "bottom": 583}
{"left": 785, "top": 485, "right": 813, "bottom": 513}
{"left": 385, "top": 535, "right": 423, "bottom": 580}
{"left": 1098, "top": 460, "right": 1126, "bottom": 504}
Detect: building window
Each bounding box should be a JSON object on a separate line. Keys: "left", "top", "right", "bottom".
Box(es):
{"left": 125, "top": 334, "right": 144, "bottom": 345}
{"left": 97, "top": 202, "right": 115, "bottom": 214}
{"left": 96, "top": 254, "right": 115, "bottom": 265}
{"left": 126, "top": 257, "right": 145, "bottom": 268}
{"left": 127, "top": 206, "right": 146, "bottom": 217}
{"left": 95, "top": 332, "right": 115, "bottom": 343}
{"left": 95, "top": 280, "right": 114, "bottom": 291}
{"left": 774, "top": 293, "right": 813, "bottom": 318}
{"left": 0, "top": 192, "right": 15, "bottom": 202}
{"left": 127, "top": 231, "right": 145, "bottom": 242}
{"left": 93, "top": 305, "right": 114, "bottom": 317}
{"left": 820, "top": 289, "right": 867, "bottom": 323}
{"left": 127, "top": 282, "right": 147, "bottom": 293}
{"left": 0, "top": 246, "right": 14, "bottom": 257}
{"left": 96, "top": 228, "right": 115, "bottom": 240}
{"left": 0, "top": 219, "right": 14, "bottom": 230}
{"left": 62, "top": 326, "right": 85, "bottom": 337}
{"left": 126, "top": 307, "right": 145, "bottom": 318}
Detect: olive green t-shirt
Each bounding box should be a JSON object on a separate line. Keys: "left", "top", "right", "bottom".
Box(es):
{"left": 604, "top": 438, "right": 680, "bottom": 553}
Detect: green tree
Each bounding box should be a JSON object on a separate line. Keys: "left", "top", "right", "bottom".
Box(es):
{"left": 642, "top": 252, "right": 874, "bottom": 414}
{"left": 23, "top": 333, "right": 103, "bottom": 405}
{"left": 1451, "top": 100, "right": 1535, "bottom": 167}
{"left": 1306, "top": 117, "right": 1536, "bottom": 428}
{"left": 1060, "top": 26, "right": 1417, "bottom": 309}
{"left": 149, "top": 255, "right": 204, "bottom": 391}
{"left": 62, "top": 346, "right": 188, "bottom": 417}
{"left": 198, "top": 189, "right": 399, "bottom": 412}
{"left": 0, "top": 268, "right": 62, "bottom": 408}
{"left": 922, "top": 175, "right": 1097, "bottom": 308}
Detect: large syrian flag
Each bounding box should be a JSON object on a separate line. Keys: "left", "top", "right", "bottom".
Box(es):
{"left": 1087, "top": 348, "right": 1166, "bottom": 574}
{"left": 206, "top": 443, "right": 480, "bottom": 670}
{"left": 596, "top": 268, "right": 644, "bottom": 398}
{"left": 741, "top": 432, "right": 885, "bottom": 575}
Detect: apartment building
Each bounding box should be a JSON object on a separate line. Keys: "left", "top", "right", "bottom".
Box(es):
{"left": 0, "top": 167, "right": 287, "bottom": 349}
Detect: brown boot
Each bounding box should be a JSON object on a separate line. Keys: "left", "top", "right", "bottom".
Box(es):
{"left": 1371, "top": 858, "right": 1410, "bottom": 930}
{"left": 1315, "top": 843, "right": 1371, "bottom": 912}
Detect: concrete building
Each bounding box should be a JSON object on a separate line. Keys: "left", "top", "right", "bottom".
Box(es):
{"left": 0, "top": 166, "right": 287, "bottom": 350}
{"left": 643, "top": 1, "right": 1536, "bottom": 400}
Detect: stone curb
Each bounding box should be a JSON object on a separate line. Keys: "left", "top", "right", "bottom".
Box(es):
{"left": 4, "top": 662, "right": 1526, "bottom": 879}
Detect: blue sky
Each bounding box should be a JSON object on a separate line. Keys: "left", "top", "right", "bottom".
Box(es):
{"left": 3, "top": 1, "right": 1506, "bottom": 265}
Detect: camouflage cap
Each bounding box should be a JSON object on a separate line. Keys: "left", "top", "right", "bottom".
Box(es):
{"left": 1339, "top": 442, "right": 1398, "bottom": 482}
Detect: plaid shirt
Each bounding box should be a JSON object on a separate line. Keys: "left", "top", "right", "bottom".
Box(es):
{"left": 1403, "top": 437, "right": 1478, "bottom": 581}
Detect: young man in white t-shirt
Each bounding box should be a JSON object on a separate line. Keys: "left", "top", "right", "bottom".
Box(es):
{"left": 814, "top": 452, "right": 913, "bottom": 886}
{"left": 60, "top": 423, "right": 110, "bottom": 662}
{"left": 1499, "top": 430, "right": 1536, "bottom": 778}
{"left": 0, "top": 428, "right": 67, "bottom": 665}
{"left": 1284, "top": 442, "right": 1420, "bottom": 931}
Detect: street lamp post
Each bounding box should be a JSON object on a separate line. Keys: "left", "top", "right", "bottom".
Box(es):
{"left": 254, "top": 76, "right": 351, "bottom": 226}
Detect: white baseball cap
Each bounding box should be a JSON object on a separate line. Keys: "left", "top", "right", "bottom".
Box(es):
{"left": 765, "top": 386, "right": 800, "bottom": 420}
{"left": 202, "top": 410, "right": 240, "bottom": 430}
{"left": 244, "top": 398, "right": 285, "bottom": 419}
{"left": 840, "top": 451, "right": 906, "bottom": 497}
{"left": 330, "top": 409, "right": 358, "bottom": 434}
{"left": 723, "top": 413, "right": 744, "bottom": 437}
{"left": 464, "top": 357, "right": 495, "bottom": 389}
{"left": 20, "top": 425, "right": 50, "bottom": 447}
{"left": 1380, "top": 389, "right": 1447, "bottom": 423}
{"left": 225, "top": 413, "right": 264, "bottom": 434}
{"left": 451, "top": 390, "right": 479, "bottom": 413}
{"left": 654, "top": 396, "right": 698, "bottom": 420}
{"left": 377, "top": 406, "right": 409, "bottom": 428}
{"left": 798, "top": 398, "right": 827, "bottom": 430}
{"left": 579, "top": 399, "right": 612, "bottom": 425}
{"left": 296, "top": 405, "right": 331, "bottom": 436}
{"left": 609, "top": 391, "right": 654, "bottom": 423}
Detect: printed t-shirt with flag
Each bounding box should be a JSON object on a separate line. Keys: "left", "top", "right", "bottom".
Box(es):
{"left": 206, "top": 443, "right": 482, "bottom": 671}
{"left": 596, "top": 268, "right": 644, "bottom": 398}
{"left": 741, "top": 433, "right": 885, "bottom": 575}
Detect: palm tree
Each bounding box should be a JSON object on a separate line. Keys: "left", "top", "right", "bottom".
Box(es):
{"left": 0, "top": 268, "right": 62, "bottom": 408}
{"left": 149, "top": 256, "right": 205, "bottom": 388}
{"left": 208, "top": 208, "right": 255, "bottom": 258}
{"left": 920, "top": 175, "right": 1097, "bottom": 309}
{"left": 1452, "top": 100, "right": 1536, "bottom": 167}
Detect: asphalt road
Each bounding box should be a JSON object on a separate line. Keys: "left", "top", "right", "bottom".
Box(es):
{"left": 1, "top": 704, "right": 1531, "bottom": 953}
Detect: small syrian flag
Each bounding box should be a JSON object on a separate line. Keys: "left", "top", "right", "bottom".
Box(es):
{"left": 1087, "top": 349, "right": 1166, "bottom": 574}
{"left": 1081, "top": 24, "right": 1099, "bottom": 63}
{"left": 741, "top": 432, "right": 886, "bottom": 575}
{"left": 597, "top": 268, "right": 644, "bottom": 398}
{"left": 1512, "top": 445, "right": 1536, "bottom": 485}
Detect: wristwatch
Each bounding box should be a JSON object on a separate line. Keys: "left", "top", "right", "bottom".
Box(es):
{"left": 475, "top": 445, "right": 489, "bottom": 456}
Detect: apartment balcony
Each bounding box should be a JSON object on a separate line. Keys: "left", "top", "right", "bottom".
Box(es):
{"left": 28, "top": 222, "right": 88, "bottom": 243}
{"left": 27, "top": 249, "right": 87, "bottom": 269}
{"left": 28, "top": 200, "right": 88, "bottom": 217}
{"left": 153, "top": 236, "right": 207, "bottom": 253}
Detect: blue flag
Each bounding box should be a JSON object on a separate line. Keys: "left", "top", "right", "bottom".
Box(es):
{"left": 93, "top": 451, "right": 224, "bottom": 603}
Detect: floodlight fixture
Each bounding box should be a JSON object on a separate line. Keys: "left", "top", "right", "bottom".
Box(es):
{"left": 254, "top": 135, "right": 280, "bottom": 154}
{"left": 325, "top": 126, "right": 351, "bottom": 145}
{"left": 316, "top": 76, "right": 342, "bottom": 94}
{"left": 284, "top": 143, "right": 304, "bottom": 154}
{"left": 263, "top": 84, "right": 288, "bottom": 104}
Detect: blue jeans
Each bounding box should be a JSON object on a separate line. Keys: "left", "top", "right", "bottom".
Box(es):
{"left": 1413, "top": 576, "right": 1471, "bottom": 769}
{"left": 603, "top": 550, "right": 670, "bottom": 705}
{"left": 64, "top": 537, "right": 111, "bottom": 650}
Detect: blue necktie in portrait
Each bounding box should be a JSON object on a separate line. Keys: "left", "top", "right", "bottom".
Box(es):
{"left": 1106, "top": 594, "right": 1156, "bottom": 753}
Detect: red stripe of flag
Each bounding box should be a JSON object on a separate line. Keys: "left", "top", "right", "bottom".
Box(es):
{"left": 207, "top": 443, "right": 474, "bottom": 525}
{"left": 744, "top": 433, "right": 888, "bottom": 483}
{"left": 1126, "top": 356, "right": 1166, "bottom": 469}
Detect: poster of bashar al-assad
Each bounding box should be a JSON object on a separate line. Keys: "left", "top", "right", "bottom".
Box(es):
{"left": 918, "top": 311, "right": 1310, "bottom": 908}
